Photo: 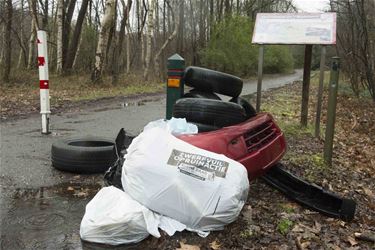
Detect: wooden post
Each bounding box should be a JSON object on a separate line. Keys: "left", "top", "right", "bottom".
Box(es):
{"left": 301, "top": 44, "right": 313, "bottom": 126}
{"left": 315, "top": 45, "right": 326, "bottom": 137}
{"left": 324, "top": 57, "right": 340, "bottom": 165}
{"left": 256, "top": 45, "right": 264, "bottom": 112}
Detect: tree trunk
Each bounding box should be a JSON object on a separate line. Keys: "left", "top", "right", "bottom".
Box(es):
{"left": 65, "top": 0, "right": 90, "bottom": 70}
{"left": 39, "top": 0, "right": 49, "bottom": 29}
{"left": 72, "top": 32, "right": 83, "bottom": 69}
{"left": 17, "top": 0, "right": 25, "bottom": 68}
{"left": 62, "top": 0, "right": 77, "bottom": 70}
{"left": 91, "top": 0, "right": 116, "bottom": 83}
{"left": 27, "top": 19, "right": 36, "bottom": 69}
{"left": 153, "top": 0, "right": 178, "bottom": 78}
{"left": 112, "top": 0, "right": 132, "bottom": 84}
{"left": 224, "top": 0, "right": 231, "bottom": 17}
{"left": 143, "top": 0, "right": 154, "bottom": 80}
{"left": 56, "top": 0, "right": 64, "bottom": 73}
{"left": 1, "top": 0, "right": 12, "bottom": 83}
{"left": 27, "top": 0, "right": 39, "bottom": 70}
{"left": 176, "top": 0, "right": 184, "bottom": 54}
{"left": 126, "top": 24, "right": 131, "bottom": 73}
{"left": 140, "top": 0, "right": 146, "bottom": 69}
{"left": 0, "top": 1, "right": 5, "bottom": 65}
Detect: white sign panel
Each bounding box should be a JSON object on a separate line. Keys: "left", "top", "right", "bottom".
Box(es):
{"left": 252, "top": 13, "right": 336, "bottom": 45}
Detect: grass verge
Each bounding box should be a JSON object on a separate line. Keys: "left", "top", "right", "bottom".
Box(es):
{"left": 0, "top": 70, "right": 164, "bottom": 118}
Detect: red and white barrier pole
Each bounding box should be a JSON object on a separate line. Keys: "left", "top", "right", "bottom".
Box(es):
{"left": 37, "top": 30, "right": 51, "bottom": 134}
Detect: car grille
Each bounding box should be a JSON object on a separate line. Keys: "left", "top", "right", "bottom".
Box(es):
{"left": 244, "top": 121, "right": 279, "bottom": 153}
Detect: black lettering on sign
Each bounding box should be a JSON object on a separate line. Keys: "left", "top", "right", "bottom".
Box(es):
{"left": 167, "top": 149, "right": 229, "bottom": 179}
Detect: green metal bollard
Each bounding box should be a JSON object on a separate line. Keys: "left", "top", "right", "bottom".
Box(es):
{"left": 166, "top": 54, "right": 185, "bottom": 119}
{"left": 324, "top": 57, "right": 340, "bottom": 165}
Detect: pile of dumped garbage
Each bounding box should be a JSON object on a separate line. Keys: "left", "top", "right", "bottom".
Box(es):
{"left": 80, "top": 119, "right": 249, "bottom": 245}
{"left": 51, "top": 66, "right": 356, "bottom": 245}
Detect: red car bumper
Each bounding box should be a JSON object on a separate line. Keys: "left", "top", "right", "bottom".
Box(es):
{"left": 178, "top": 113, "right": 286, "bottom": 180}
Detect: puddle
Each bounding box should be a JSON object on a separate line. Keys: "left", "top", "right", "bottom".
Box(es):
{"left": 0, "top": 182, "right": 101, "bottom": 249}
{"left": 1, "top": 181, "right": 169, "bottom": 249}
{"left": 92, "top": 107, "right": 122, "bottom": 112}
{"left": 122, "top": 101, "right": 146, "bottom": 107}
{"left": 121, "top": 97, "right": 164, "bottom": 108}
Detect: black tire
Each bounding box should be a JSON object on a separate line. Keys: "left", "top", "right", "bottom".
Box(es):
{"left": 173, "top": 98, "right": 247, "bottom": 127}
{"left": 183, "top": 89, "right": 221, "bottom": 100}
{"left": 190, "top": 122, "right": 219, "bottom": 132}
{"left": 183, "top": 66, "right": 243, "bottom": 97}
{"left": 229, "top": 97, "right": 257, "bottom": 118}
{"left": 51, "top": 137, "right": 116, "bottom": 174}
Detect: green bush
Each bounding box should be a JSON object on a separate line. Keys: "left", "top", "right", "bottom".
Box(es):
{"left": 200, "top": 16, "right": 294, "bottom": 76}
{"left": 263, "top": 45, "right": 294, "bottom": 74}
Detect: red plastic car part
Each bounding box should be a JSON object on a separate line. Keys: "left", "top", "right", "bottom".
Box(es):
{"left": 178, "top": 113, "right": 286, "bottom": 180}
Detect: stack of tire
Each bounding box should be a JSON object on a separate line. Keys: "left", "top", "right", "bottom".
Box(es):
{"left": 51, "top": 67, "right": 255, "bottom": 174}
{"left": 173, "top": 66, "right": 256, "bottom": 132}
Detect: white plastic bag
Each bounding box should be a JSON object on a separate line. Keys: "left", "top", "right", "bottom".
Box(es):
{"left": 121, "top": 127, "right": 249, "bottom": 232}
{"left": 80, "top": 186, "right": 185, "bottom": 245}
{"left": 143, "top": 117, "right": 198, "bottom": 135}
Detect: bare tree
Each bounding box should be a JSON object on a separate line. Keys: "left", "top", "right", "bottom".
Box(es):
{"left": 331, "top": 0, "right": 375, "bottom": 100}
{"left": 176, "top": 0, "right": 184, "bottom": 54}
{"left": 0, "top": 1, "right": 5, "bottom": 66}
{"left": 17, "top": 0, "right": 26, "bottom": 68}
{"left": 56, "top": 0, "right": 64, "bottom": 73}
{"left": 92, "top": 0, "right": 117, "bottom": 82}
{"left": 143, "top": 0, "right": 155, "bottom": 80}
{"left": 153, "top": 0, "right": 178, "bottom": 78}
{"left": 65, "top": 0, "right": 90, "bottom": 70}
{"left": 112, "top": 0, "right": 133, "bottom": 84}
{"left": 126, "top": 23, "right": 131, "bottom": 73}
{"left": 27, "top": 0, "right": 39, "bottom": 70}
{"left": 1, "top": 0, "right": 12, "bottom": 82}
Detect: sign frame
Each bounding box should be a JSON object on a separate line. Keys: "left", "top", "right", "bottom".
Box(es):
{"left": 252, "top": 12, "right": 337, "bottom": 45}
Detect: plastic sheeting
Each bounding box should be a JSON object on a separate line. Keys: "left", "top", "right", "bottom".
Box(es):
{"left": 121, "top": 127, "right": 249, "bottom": 232}
{"left": 143, "top": 117, "right": 198, "bottom": 135}
{"left": 80, "top": 186, "right": 185, "bottom": 245}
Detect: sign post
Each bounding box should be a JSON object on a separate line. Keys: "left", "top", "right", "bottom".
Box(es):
{"left": 324, "top": 57, "right": 340, "bottom": 165}
{"left": 252, "top": 13, "right": 336, "bottom": 116}
{"left": 166, "top": 54, "right": 185, "bottom": 119}
{"left": 37, "top": 30, "right": 51, "bottom": 134}
{"left": 256, "top": 46, "right": 264, "bottom": 112}
{"left": 301, "top": 44, "right": 313, "bottom": 127}
{"left": 315, "top": 45, "right": 327, "bottom": 137}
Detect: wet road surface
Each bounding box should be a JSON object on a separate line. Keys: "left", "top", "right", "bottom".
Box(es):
{"left": 0, "top": 70, "right": 302, "bottom": 249}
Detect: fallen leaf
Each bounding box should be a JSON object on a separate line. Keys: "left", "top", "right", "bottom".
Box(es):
{"left": 347, "top": 236, "right": 358, "bottom": 246}
{"left": 176, "top": 242, "right": 200, "bottom": 250}
{"left": 74, "top": 191, "right": 88, "bottom": 197}
{"left": 67, "top": 186, "right": 74, "bottom": 191}
{"left": 292, "top": 224, "right": 305, "bottom": 233}
{"left": 295, "top": 237, "right": 303, "bottom": 250}
{"left": 363, "top": 188, "right": 374, "bottom": 198}
{"left": 209, "top": 240, "right": 221, "bottom": 250}
{"left": 314, "top": 221, "right": 322, "bottom": 233}
{"left": 301, "top": 241, "right": 311, "bottom": 249}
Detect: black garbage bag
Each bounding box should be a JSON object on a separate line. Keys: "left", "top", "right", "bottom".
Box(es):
{"left": 104, "top": 128, "right": 135, "bottom": 189}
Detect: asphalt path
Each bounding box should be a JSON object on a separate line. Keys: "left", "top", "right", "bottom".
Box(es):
{"left": 0, "top": 69, "right": 302, "bottom": 249}
{"left": 0, "top": 69, "right": 302, "bottom": 188}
